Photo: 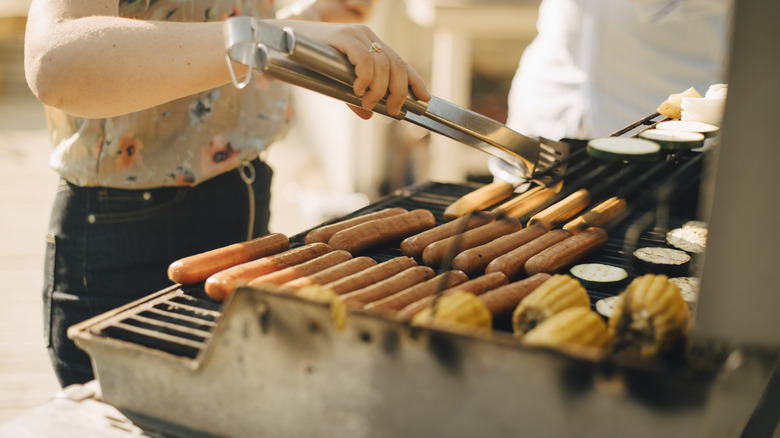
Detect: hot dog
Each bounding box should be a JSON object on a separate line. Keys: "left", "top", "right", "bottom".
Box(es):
{"left": 527, "top": 188, "right": 592, "bottom": 230}
{"left": 280, "top": 256, "right": 377, "bottom": 290}
{"left": 204, "top": 242, "right": 331, "bottom": 301}
{"left": 478, "top": 273, "right": 551, "bottom": 319}
{"left": 400, "top": 211, "right": 495, "bottom": 259}
{"left": 450, "top": 224, "right": 549, "bottom": 276}
{"left": 562, "top": 197, "right": 627, "bottom": 234}
{"left": 324, "top": 256, "right": 418, "bottom": 295}
{"left": 524, "top": 227, "right": 609, "bottom": 276}
{"left": 421, "top": 217, "right": 523, "bottom": 269}
{"left": 363, "top": 270, "right": 469, "bottom": 312}
{"left": 485, "top": 229, "right": 571, "bottom": 280}
{"left": 248, "top": 250, "right": 353, "bottom": 287}
{"left": 304, "top": 207, "right": 408, "bottom": 244}
{"left": 395, "top": 272, "right": 509, "bottom": 321}
{"left": 328, "top": 209, "right": 436, "bottom": 255}
{"left": 168, "top": 233, "right": 290, "bottom": 284}
{"left": 340, "top": 266, "right": 436, "bottom": 306}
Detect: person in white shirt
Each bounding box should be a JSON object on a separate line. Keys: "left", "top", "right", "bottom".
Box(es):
{"left": 506, "top": 0, "right": 733, "bottom": 141}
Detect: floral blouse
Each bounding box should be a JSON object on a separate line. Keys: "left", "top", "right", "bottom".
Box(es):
{"left": 45, "top": 0, "right": 293, "bottom": 189}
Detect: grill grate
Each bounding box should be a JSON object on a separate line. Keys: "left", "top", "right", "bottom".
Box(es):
{"left": 89, "top": 113, "right": 706, "bottom": 358}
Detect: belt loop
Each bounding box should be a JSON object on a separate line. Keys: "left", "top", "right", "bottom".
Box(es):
{"left": 239, "top": 160, "right": 256, "bottom": 185}
{"left": 239, "top": 160, "right": 257, "bottom": 240}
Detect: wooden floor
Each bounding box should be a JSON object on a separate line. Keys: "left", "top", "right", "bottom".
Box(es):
{"left": 0, "top": 90, "right": 62, "bottom": 425}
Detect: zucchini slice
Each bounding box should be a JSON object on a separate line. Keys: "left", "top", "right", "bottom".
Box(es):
{"left": 638, "top": 129, "right": 705, "bottom": 151}
{"left": 655, "top": 120, "right": 720, "bottom": 138}
{"left": 633, "top": 247, "right": 691, "bottom": 276}
{"left": 669, "top": 276, "right": 700, "bottom": 304}
{"left": 570, "top": 263, "right": 629, "bottom": 290}
{"left": 595, "top": 295, "right": 620, "bottom": 319}
{"left": 666, "top": 226, "right": 708, "bottom": 254}
{"left": 586, "top": 137, "right": 660, "bottom": 161}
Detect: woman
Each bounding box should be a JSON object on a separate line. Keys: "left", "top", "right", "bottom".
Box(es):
{"left": 24, "top": 0, "right": 430, "bottom": 387}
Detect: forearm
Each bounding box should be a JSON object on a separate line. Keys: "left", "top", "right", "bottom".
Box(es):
{"left": 25, "top": 14, "right": 237, "bottom": 118}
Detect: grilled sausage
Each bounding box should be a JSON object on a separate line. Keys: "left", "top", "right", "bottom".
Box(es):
{"left": 450, "top": 224, "right": 549, "bottom": 276}
{"left": 364, "top": 270, "right": 469, "bottom": 312}
{"left": 395, "top": 272, "right": 509, "bottom": 321}
{"left": 421, "top": 217, "right": 523, "bottom": 269}
{"left": 527, "top": 188, "right": 592, "bottom": 230}
{"left": 304, "top": 207, "right": 407, "bottom": 244}
{"left": 204, "top": 242, "right": 331, "bottom": 301}
{"left": 524, "top": 227, "right": 609, "bottom": 276}
{"left": 562, "top": 197, "right": 627, "bottom": 234}
{"left": 400, "top": 211, "right": 495, "bottom": 259}
{"left": 328, "top": 209, "right": 436, "bottom": 255}
{"left": 340, "top": 266, "right": 436, "bottom": 306}
{"left": 280, "top": 256, "right": 377, "bottom": 290}
{"left": 248, "top": 250, "right": 353, "bottom": 287}
{"left": 324, "top": 256, "right": 418, "bottom": 295}
{"left": 478, "top": 273, "right": 551, "bottom": 319}
{"left": 168, "top": 233, "right": 290, "bottom": 285}
{"left": 485, "top": 229, "right": 572, "bottom": 280}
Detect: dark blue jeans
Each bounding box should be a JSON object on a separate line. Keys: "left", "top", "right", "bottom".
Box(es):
{"left": 43, "top": 158, "right": 273, "bottom": 387}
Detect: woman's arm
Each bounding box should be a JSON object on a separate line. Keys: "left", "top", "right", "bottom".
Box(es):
{"left": 24, "top": 0, "right": 428, "bottom": 119}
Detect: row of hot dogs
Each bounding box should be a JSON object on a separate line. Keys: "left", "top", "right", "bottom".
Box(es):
{"left": 164, "top": 201, "right": 699, "bottom": 360}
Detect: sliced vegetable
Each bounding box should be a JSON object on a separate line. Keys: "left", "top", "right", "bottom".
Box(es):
{"left": 655, "top": 120, "right": 720, "bottom": 138}
{"left": 586, "top": 137, "right": 660, "bottom": 161}
{"left": 669, "top": 277, "right": 700, "bottom": 304}
{"left": 633, "top": 247, "right": 691, "bottom": 276}
{"left": 666, "top": 226, "right": 708, "bottom": 254}
{"left": 638, "top": 129, "right": 705, "bottom": 151}
{"left": 569, "top": 263, "right": 629, "bottom": 290}
{"left": 595, "top": 295, "right": 619, "bottom": 319}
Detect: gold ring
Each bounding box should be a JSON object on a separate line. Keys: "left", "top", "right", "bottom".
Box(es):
{"left": 368, "top": 42, "right": 382, "bottom": 54}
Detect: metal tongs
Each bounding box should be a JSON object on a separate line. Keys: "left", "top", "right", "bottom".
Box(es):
{"left": 224, "top": 16, "right": 545, "bottom": 179}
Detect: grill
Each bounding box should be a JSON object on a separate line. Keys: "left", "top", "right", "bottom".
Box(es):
{"left": 68, "top": 114, "right": 777, "bottom": 438}
{"left": 67, "top": 3, "right": 780, "bottom": 433}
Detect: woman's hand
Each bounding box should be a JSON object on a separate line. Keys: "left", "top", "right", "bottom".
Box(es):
{"left": 286, "top": 21, "right": 431, "bottom": 119}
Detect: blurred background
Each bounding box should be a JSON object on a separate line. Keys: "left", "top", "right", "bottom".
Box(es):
{"left": 0, "top": 0, "right": 541, "bottom": 425}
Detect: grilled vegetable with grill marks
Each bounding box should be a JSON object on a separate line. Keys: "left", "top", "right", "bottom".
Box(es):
{"left": 512, "top": 274, "right": 590, "bottom": 335}
{"left": 168, "top": 233, "right": 290, "bottom": 285}
{"left": 340, "top": 266, "right": 436, "bottom": 305}
{"left": 328, "top": 209, "right": 436, "bottom": 255}
{"left": 204, "top": 242, "right": 330, "bottom": 301}
{"left": 524, "top": 227, "right": 609, "bottom": 276}
{"left": 411, "top": 291, "right": 493, "bottom": 331}
{"left": 633, "top": 246, "right": 691, "bottom": 276}
{"left": 400, "top": 211, "right": 495, "bottom": 259}
{"left": 248, "top": 250, "right": 353, "bottom": 287}
{"left": 523, "top": 306, "right": 613, "bottom": 353}
{"left": 324, "top": 256, "right": 418, "bottom": 295}
{"left": 608, "top": 274, "right": 690, "bottom": 359}
{"left": 569, "top": 263, "right": 629, "bottom": 290}
{"left": 485, "top": 229, "right": 571, "bottom": 280}
{"left": 422, "top": 217, "right": 523, "bottom": 268}
{"left": 451, "top": 224, "right": 548, "bottom": 276}
{"left": 364, "top": 270, "right": 469, "bottom": 313}
{"left": 304, "top": 207, "right": 407, "bottom": 244}
{"left": 396, "top": 272, "right": 509, "bottom": 321}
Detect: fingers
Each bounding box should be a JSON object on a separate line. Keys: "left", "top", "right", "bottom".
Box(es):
{"left": 321, "top": 23, "right": 430, "bottom": 116}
